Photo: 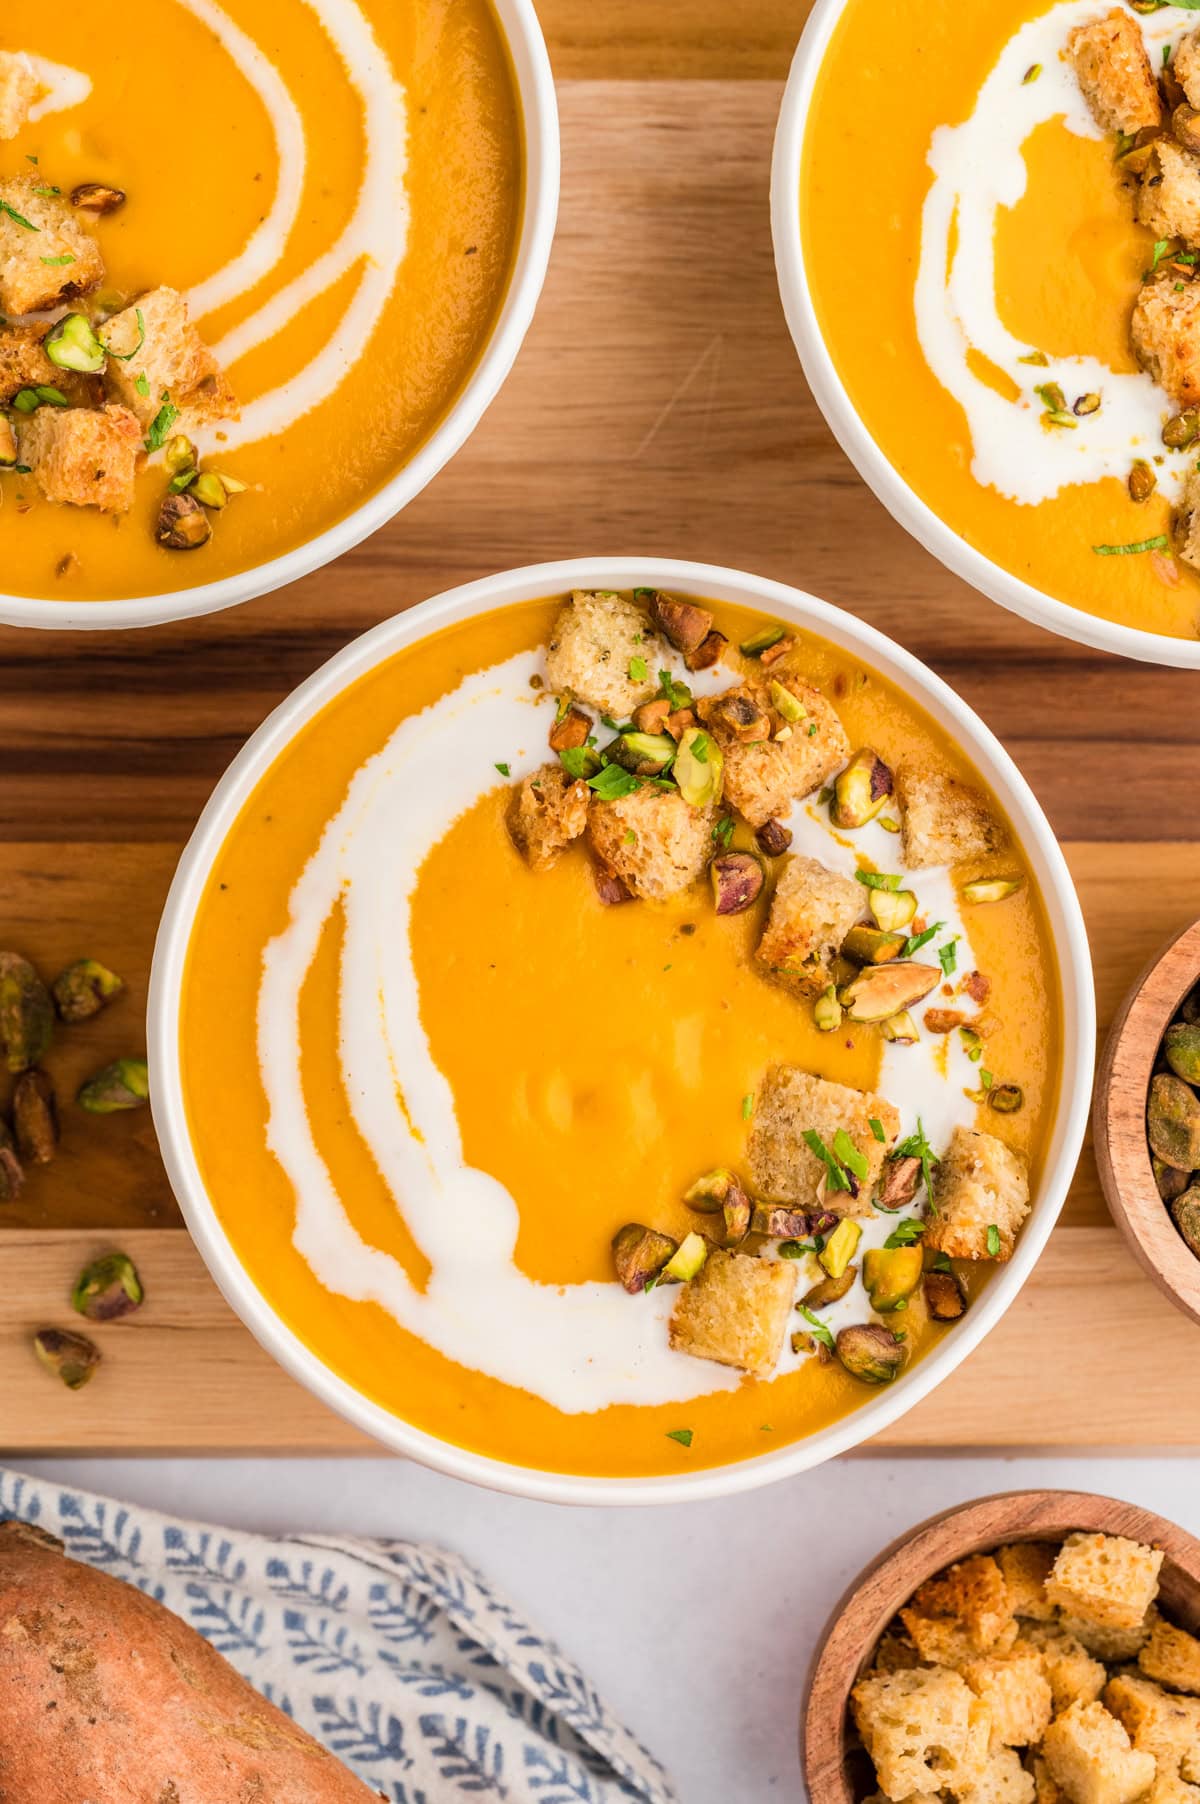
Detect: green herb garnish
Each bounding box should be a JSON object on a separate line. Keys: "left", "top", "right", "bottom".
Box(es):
{"left": 884, "top": 1219, "right": 927, "bottom": 1249}
{"left": 666, "top": 1428, "right": 693, "bottom": 1448}
{"left": 628, "top": 655, "right": 648, "bottom": 683}
{"left": 494, "top": 761, "right": 510, "bottom": 778}
{"left": 0, "top": 200, "right": 38, "bottom": 231}
{"left": 144, "top": 393, "right": 179, "bottom": 453}
{"left": 712, "top": 815, "right": 735, "bottom": 850}
{"left": 588, "top": 764, "right": 642, "bottom": 801}
{"left": 903, "top": 922, "right": 945, "bottom": 958}
{"left": 742, "top": 1093, "right": 753, "bottom": 1121}
{"left": 938, "top": 939, "right": 959, "bottom": 977}
{"left": 832, "top": 1128, "right": 869, "bottom": 1182}
{"left": 1092, "top": 536, "right": 1170, "bottom": 557}
{"left": 855, "top": 870, "right": 901, "bottom": 892}
{"left": 869, "top": 1117, "right": 886, "bottom": 1143}
{"left": 39, "top": 253, "right": 75, "bottom": 267}
{"left": 796, "top": 1306, "right": 835, "bottom": 1350}
{"left": 986, "top": 1223, "right": 1002, "bottom": 1257}
{"left": 657, "top": 668, "right": 692, "bottom": 711}
{"left": 802, "top": 1128, "right": 851, "bottom": 1193}
{"left": 893, "top": 1117, "right": 940, "bottom": 1204}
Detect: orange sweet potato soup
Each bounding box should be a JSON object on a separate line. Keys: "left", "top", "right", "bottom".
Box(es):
{"left": 0, "top": 1, "right": 521, "bottom": 601}
{"left": 179, "top": 592, "right": 1061, "bottom": 1478}
{"left": 801, "top": 0, "right": 1200, "bottom": 644}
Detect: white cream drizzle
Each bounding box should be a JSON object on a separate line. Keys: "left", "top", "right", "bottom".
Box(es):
{"left": 24, "top": 56, "right": 91, "bottom": 123}
{"left": 256, "top": 650, "right": 981, "bottom": 1413}
{"left": 915, "top": 0, "right": 1188, "bottom": 507}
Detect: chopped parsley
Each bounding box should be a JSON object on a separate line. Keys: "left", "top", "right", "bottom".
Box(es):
{"left": 1147, "top": 238, "right": 1177, "bottom": 279}
{"left": 902, "top": 921, "right": 945, "bottom": 958}
{"left": 796, "top": 1306, "right": 835, "bottom": 1350}
{"left": 144, "top": 393, "right": 179, "bottom": 453}
{"left": 558, "top": 746, "right": 597, "bottom": 780}
{"left": 1092, "top": 536, "right": 1170, "bottom": 557}
{"left": 884, "top": 1219, "right": 927, "bottom": 1249}
{"left": 494, "top": 761, "right": 510, "bottom": 778}
{"left": 869, "top": 1117, "right": 886, "bottom": 1143}
{"left": 32, "top": 185, "right": 60, "bottom": 198}
{"left": 657, "top": 668, "right": 692, "bottom": 711}
{"left": 712, "top": 815, "right": 735, "bottom": 850}
{"left": 779, "top": 1235, "right": 826, "bottom": 1258}
{"left": 832, "top": 1128, "right": 869, "bottom": 1182}
{"left": 856, "top": 869, "right": 901, "bottom": 892}
{"left": 39, "top": 253, "right": 75, "bottom": 267}
{"left": 588, "top": 763, "right": 641, "bottom": 801}
{"left": 742, "top": 1092, "right": 754, "bottom": 1121}
{"left": 931, "top": 1251, "right": 953, "bottom": 1273}
{"left": 628, "top": 655, "right": 649, "bottom": 683}
{"left": 986, "top": 1223, "right": 1002, "bottom": 1257}
{"left": 980, "top": 1069, "right": 994, "bottom": 1090}
{"left": 134, "top": 372, "right": 151, "bottom": 398}
{"left": 803, "top": 1128, "right": 852, "bottom": 1193}
{"left": 938, "top": 938, "right": 959, "bottom": 977}
{"left": 665, "top": 1427, "right": 693, "bottom": 1448}
{"left": 0, "top": 200, "right": 38, "bottom": 231}
{"left": 893, "top": 1117, "right": 940, "bottom": 1203}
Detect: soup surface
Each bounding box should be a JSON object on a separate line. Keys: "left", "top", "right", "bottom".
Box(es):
{"left": 0, "top": 0, "right": 521, "bottom": 601}
{"left": 178, "top": 592, "right": 1062, "bottom": 1478}
{"left": 802, "top": 0, "right": 1200, "bottom": 643}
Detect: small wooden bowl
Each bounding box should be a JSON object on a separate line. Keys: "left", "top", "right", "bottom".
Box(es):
{"left": 802, "top": 1489, "right": 1200, "bottom": 1804}
{"left": 1094, "top": 916, "right": 1200, "bottom": 1330}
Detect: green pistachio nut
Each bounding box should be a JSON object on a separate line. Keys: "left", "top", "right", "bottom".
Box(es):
{"left": 673, "top": 727, "right": 724, "bottom": 810}
{"left": 835, "top": 1322, "right": 906, "bottom": 1385}
{"left": 843, "top": 926, "right": 906, "bottom": 966}
{"left": 831, "top": 748, "right": 894, "bottom": 829}
{"left": 0, "top": 1120, "right": 24, "bottom": 1202}
{"left": 863, "top": 1246, "right": 924, "bottom": 1312}
{"left": 33, "top": 1327, "right": 100, "bottom": 1390}
{"left": 1148, "top": 1072, "right": 1200, "bottom": 1170}
{"left": 51, "top": 957, "right": 124, "bottom": 1024}
{"left": 1165, "top": 1021, "right": 1200, "bottom": 1087}
{"left": 1171, "top": 1187, "right": 1200, "bottom": 1261}
{"left": 612, "top": 1223, "right": 677, "bottom": 1294}
{"left": 819, "top": 1218, "right": 862, "bottom": 1280}
{"left": 961, "top": 876, "right": 1024, "bottom": 906}
{"left": 661, "top": 1231, "right": 708, "bottom": 1284}
{"left": 867, "top": 888, "right": 917, "bottom": 932}
{"left": 1153, "top": 1156, "right": 1192, "bottom": 1203}
{"left": 813, "top": 985, "right": 843, "bottom": 1033}
{"left": 800, "top": 1267, "right": 856, "bottom": 1309}
{"left": 72, "top": 1251, "right": 145, "bottom": 1321}
{"left": 923, "top": 1269, "right": 968, "bottom": 1320}
{"left": 842, "top": 961, "right": 940, "bottom": 1024}
{"left": 0, "top": 952, "right": 54, "bottom": 1073}
{"left": 12, "top": 1069, "right": 57, "bottom": 1164}
{"left": 77, "top": 1057, "right": 149, "bottom": 1114}
{"left": 45, "top": 312, "right": 106, "bottom": 375}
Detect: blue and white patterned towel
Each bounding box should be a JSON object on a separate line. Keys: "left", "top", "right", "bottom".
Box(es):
{"left": 0, "top": 1469, "right": 675, "bottom": 1804}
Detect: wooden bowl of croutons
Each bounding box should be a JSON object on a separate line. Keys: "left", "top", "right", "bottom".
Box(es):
{"left": 801, "top": 1490, "right": 1200, "bottom": 1804}
{"left": 1094, "top": 916, "right": 1200, "bottom": 1332}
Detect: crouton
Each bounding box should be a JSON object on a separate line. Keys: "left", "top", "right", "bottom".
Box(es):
{"left": 957, "top": 1747, "right": 1037, "bottom": 1804}
{"left": 18, "top": 403, "right": 141, "bottom": 513}
{"left": 1041, "top": 1700, "right": 1157, "bottom": 1804}
{"left": 962, "top": 1649, "right": 1053, "bottom": 1748}
{"left": 1140, "top": 1610, "right": 1200, "bottom": 1695}
{"left": 746, "top": 1065, "right": 900, "bottom": 1216}
{"left": 1132, "top": 274, "right": 1200, "bottom": 411}
{"left": 896, "top": 762, "right": 1004, "bottom": 870}
{"left": 899, "top": 1555, "right": 1016, "bottom": 1670}
{"left": 587, "top": 785, "right": 710, "bottom": 900}
{"left": 0, "top": 415, "right": 15, "bottom": 467}
{"left": 543, "top": 591, "right": 661, "bottom": 718}
{"left": 1030, "top": 1754, "right": 1068, "bottom": 1804}
{"left": 0, "top": 52, "right": 37, "bottom": 141}
{"left": 696, "top": 676, "right": 849, "bottom": 829}
{"left": 874, "top": 1631, "right": 922, "bottom": 1674}
{"left": 1177, "top": 28, "right": 1200, "bottom": 111}
{"left": 1067, "top": 9, "right": 1163, "bottom": 134}
{"left": 507, "top": 764, "right": 590, "bottom": 870}
{"left": 1105, "top": 1668, "right": 1200, "bottom": 1775}
{"left": 1175, "top": 466, "right": 1200, "bottom": 575}
{"left": 998, "top": 1543, "right": 1059, "bottom": 1622}
{"left": 924, "top": 1126, "right": 1030, "bottom": 1262}
{"left": 755, "top": 853, "right": 862, "bottom": 998}
{"left": 851, "top": 1666, "right": 992, "bottom": 1800}
{"left": 0, "top": 321, "right": 56, "bottom": 405}
{"left": 667, "top": 1249, "right": 794, "bottom": 1378}
{"left": 1058, "top": 1614, "right": 1155, "bottom": 1664}
{"left": 1017, "top": 1626, "right": 1107, "bottom": 1714}
{"left": 0, "top": 178, "right": 104, "bottom": 315}
{"left": 1046, "top": 1534, "right": 1164, "bottom": 1636}
{"left": 1136, "top": 141, "right": 1200, "bottom": 248}
{"left": 101, "top": 287, "right": 237, "bottom": 433}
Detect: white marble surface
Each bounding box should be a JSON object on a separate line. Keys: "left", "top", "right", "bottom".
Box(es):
{"left": 19, "top": 1454, "right": 1200, "bottom": 1803}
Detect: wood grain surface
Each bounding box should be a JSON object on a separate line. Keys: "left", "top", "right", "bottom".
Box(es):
{"left": 2, "top": 59, "right": 1198, "bottom": 1454}
{"left": 801, "top": 1491, "right": 1200, "bottom": 1804}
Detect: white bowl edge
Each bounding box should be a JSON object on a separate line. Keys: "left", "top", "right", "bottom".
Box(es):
{"left": 148, "top": 556, "right": 1097, "bottom": 1506}
{"left": 769, "top": 0, "right": 1200, "bottom": 672}
{"left": 0, "top": 0, "right": 560, "bottom": 632}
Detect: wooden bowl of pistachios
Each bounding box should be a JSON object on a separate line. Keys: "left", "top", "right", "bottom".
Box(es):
{"left": 1094, "top": 917, "right": 1200, "bottom": 1330}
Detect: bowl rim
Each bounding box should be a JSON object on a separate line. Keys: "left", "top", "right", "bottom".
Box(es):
{"left": 769, "top": 0, "right": 1200, "bottom": 672}
{"left": 0, "top": 0, "right": 560, "bottom": 633}
{"left": 1093, "top": 914, "right": 1200, "bottom": 1329}
{"left": 147, "top": 555, "right": 1096, "bottom": 1507}
{"left": 801, "top": 1486, "right": 1200, "bottom": 1804}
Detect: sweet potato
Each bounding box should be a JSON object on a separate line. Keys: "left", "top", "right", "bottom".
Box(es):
{"left": 0, "top": 1520, "right": 380, "bottom": 1802}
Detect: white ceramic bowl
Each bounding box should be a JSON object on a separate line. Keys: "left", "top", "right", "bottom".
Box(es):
{"left": 770, "top": 0, "right": 1200, "bottom": 671}
{"left": 148, "top": 557, "right": 1095, "bottom": 1505}
{"left": 1, "top": 0, "right": 559, "bottom": 633}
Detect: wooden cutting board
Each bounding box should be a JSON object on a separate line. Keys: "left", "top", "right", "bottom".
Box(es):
{"left": 3, "top": 9, "right": 1199, "bottom": 1455}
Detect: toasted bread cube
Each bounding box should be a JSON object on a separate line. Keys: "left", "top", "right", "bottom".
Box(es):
{"left": 924, "top": 1126, "right": 1030, "bottom": 1263}
{"left": 696, "top": 676, "right": 849, "bottom": 829}
{"left": 1140, "top": 1610, "right": 1200, "bottom": 1696}
{"left": 1177, "top": 29, "right": 1200, "bottom": 110}
{"left": 1058, "top": 1613, "right": 1155, "bottom": 1664}
{"left": 874, "top": 1630, "right": 922, "bottom": 1674}
{"left": 1137, "top": 141, "right": 1200, "bottom": 248}
{"left": 1175, "top": 467, "right": 1200, "bottom": 575}
{"left": 1067, "top": 9, "right": 1163, "bottom": 134}
{"left": 998, "top": 1543, "right": 1059, "bottom": 1622}
{"left": 755, "top": 852, "right": 862, "bottom": 998}
{"left": 898, "top": 1555, "right": 1015, "bottom": 1670}
{"left": 1046, "top": 1534, "right": 1164, "bottom": 1635}
{"left": 543, "top": 590, "right": 661, "bottom": 718}
{"left": 0, "top": 52, "right": 37, "bottom": 141}
{"left": 102, "top": 287, "right": 237, "bottom": 433}
{"left": 851, "top": 1667, "right": 992, "bottom": 1801}
{"left": 1105, "top": 1668, "right": 1200, "bottom": 1774}
{"left": 957, "top": 1747, "right": 1037, "bottom": 1804}
{"left": 0, "top": 321, "right": 56, "bottom": 404}
{"left": 1031, "top": 1755, "right": 1069, "bottom": 1804}
{"left": 668, "top": 1249, "right": 794, "bottom": 1378}
{"left": 0, "top": 178, "right": 104, "bottom": 315}
{"left": 747, "top": 1065, "right": 899, "bottom": 1216}
{"left": 1042, "top": 1700, "right": 1157, "bottom": 1804}
{"left": 587, "top": 785, "right": 711, "bottom": 900}
{"left": 962, "top": 1649, "right": 1053, "bottom": 1748}
{"left": 896, "top": 762, "right": 1003, "bottom": 870}
{"left": 18, "top": 403, "right": 141, "bottom": 513}
{"left": 1133, "top": 273, "right": 1200, "bottom": 411}
{"left": 0, "top": 415, "right": 15, "bottom": 467}
{"left": 507, "top": 764, "right": 590, "bottom": 870}
{"left": 1017, "top": 1626, "right": 1107, "bottom": 1714}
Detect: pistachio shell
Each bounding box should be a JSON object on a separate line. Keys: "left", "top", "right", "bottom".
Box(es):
{"left": 0, "top": 953, "right": 54, "bottom": 1074}
{"left": 835, "top": 1323, "right": 906, "bottom": 1385}
{"left": 1165, "top": 1021, "right": 1200, "bottom": 1086}
{"left": 1148, "top": 1072, "right": 1200, "bottom": 1170}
